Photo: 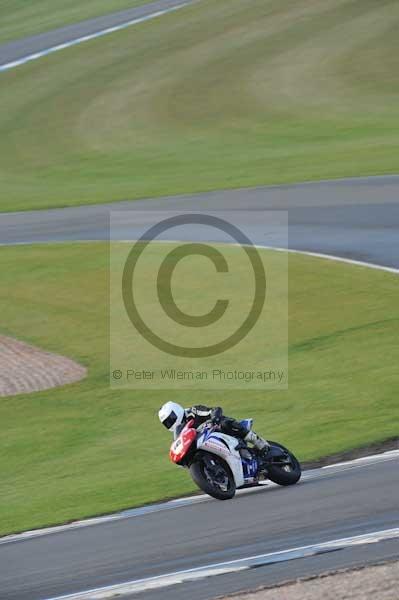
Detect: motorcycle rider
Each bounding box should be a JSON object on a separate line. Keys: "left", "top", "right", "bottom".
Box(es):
{"left": 158, "top": 401, "right": 270, "bottom": 456}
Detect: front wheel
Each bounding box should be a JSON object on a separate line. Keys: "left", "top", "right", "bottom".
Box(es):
{"left": 266, "top": 441, "right": 301, "bottom": 486}
{"left": 190, "top": 451, "right": 236, "bottom": 500}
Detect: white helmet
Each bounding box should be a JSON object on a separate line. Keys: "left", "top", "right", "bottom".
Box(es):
{"left": 158, "top": 401, "right": 185, "bottom": 433}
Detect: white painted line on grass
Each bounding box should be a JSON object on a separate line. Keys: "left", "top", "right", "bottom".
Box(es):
{"left": 279, "top": 247, "right": 399, "bottom": 276}
{"left": 114, "top": 239, "right": 399, "bottom": 276}
{"left": 0, "top": 2, "right": 191, "bottom": 73}
{"left": 43, "top": 527, "right": 399, "bottom": 599}
{"left": 1, "top": 450, "right": 397, "bottom": 547}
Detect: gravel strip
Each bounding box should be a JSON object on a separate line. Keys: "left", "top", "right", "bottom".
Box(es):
{"left": 0, "top": 335, "right": 87, "bottom": 396}
{"left": 223, "top": 561, "right": 399, "bottom": 600}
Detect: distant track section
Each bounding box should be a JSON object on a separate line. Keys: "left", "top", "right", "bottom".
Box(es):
{"left": 0, "top": 0, "right": 193, "bottom": 72}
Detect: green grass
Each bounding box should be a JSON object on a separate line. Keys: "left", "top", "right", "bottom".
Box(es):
{"left": 110, "top": 240, "right": 287, "bottom": 390}
{"left": 1, "top": 0, "right": 399, "bottom": 212}
{"left": 0, "top": 242, "right": 398, "bottom": 535}
{"left": 0, "top": 0, "right": 148, "bottom": 44}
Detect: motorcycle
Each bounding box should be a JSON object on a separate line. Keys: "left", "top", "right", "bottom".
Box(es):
{"left": 169, "top": 418, "right": 301, "bottom": 500}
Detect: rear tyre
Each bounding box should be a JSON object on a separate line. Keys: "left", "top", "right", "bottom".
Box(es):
{"left": 266, "top": 441, "right": 301, "bottom": 486}
{"left": 190, "top": 451, "right": 236, "bottom": 500}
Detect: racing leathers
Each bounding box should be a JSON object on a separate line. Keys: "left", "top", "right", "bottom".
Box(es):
{"left": 183, "top": 405, "right": 269, "bottom": 453}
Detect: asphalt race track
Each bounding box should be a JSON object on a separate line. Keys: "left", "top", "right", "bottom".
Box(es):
{"left": 1, "top": 176, "right": 399, "bottom": 269}
{"left": 0, "top": 454, "right": 398, "bottom": 600}
{"left": 1, "top": 5, "right": 399, "bottom": 600}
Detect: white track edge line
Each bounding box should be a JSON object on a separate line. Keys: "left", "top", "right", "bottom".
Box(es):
{"left": 43, "top": 527, "right": 399, "bottom": 599}
{"left": 0, "top": 2, "right": 191, "bottom": 73}
{"left": 2, "top": 240, "right": 397, "bottom": 275}
{"left": 218, "top": 242, "right": 399, "bottom": 276}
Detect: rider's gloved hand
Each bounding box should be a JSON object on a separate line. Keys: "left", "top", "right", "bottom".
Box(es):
{"left": 211, "top": 407, "right": 223, "bottom": 426}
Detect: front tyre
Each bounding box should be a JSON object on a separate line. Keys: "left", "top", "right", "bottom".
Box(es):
{"left": 190, "top": 451, "right": 236, "bottom": 500}
{"left": 266, "top": 441, "right": 301, "bottom": 486}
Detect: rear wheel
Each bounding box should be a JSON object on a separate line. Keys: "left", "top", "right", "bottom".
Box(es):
{"left": 266, "top": 441, "right": 301, "bottom": 486}
{"left": 190, "top": 451, "right": 236, "bottom": 500}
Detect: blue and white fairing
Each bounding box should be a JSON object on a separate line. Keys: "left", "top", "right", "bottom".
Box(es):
{"left": 238, "top": 419, "right": 259, "bottom": 483}
{"left": 196, "top": 423, "right": 258, "bottom": 488}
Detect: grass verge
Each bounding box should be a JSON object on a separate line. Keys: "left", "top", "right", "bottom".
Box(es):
{"left": 0, "top": 242, "right": 398, "bottom": 535}
{"left": 1, "top": 0, "right": 399, "bottom": 212}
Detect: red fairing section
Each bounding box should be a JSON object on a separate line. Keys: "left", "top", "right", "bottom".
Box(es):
{"left": 169, "top": 420, "right": 196, "bottom": 463}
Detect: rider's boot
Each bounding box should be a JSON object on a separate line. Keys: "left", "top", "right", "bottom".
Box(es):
{"left": 244, "top": 430, "right": 270, "bottom": 457}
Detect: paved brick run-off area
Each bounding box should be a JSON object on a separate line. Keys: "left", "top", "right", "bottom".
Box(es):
{"left": 0, "top": 335, "right": 87, "bottom": 396}
{"left": 225, "top": 561, "right": 399, "bottom": 600}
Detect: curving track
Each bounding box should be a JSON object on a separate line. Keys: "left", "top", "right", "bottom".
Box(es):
{"left": 0, "top": 453, "right": 398, "bottom": 600}
{"left": 1, "top": 176, "right": 399, "bottom": 270}
{"left": 0, "top": 5, "right": 399, "bottom": 600}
